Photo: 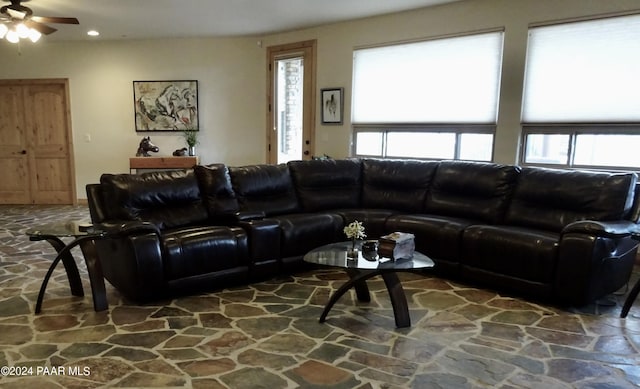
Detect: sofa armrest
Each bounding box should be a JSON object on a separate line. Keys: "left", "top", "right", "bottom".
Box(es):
{"left": 237, "top": 218, "right": 281, "bottom": 262}
{"left": 562, "top": 220, "right": 640, "bottom": 239}
{"left": 234, "top": 211, "right": 266, "bottom": 222}
{"left": 92, "top": 221, "right": 165, "bottom": 302}
{"left": 555, "top": 222, "right": 640, "bottom": 306}
{"left": 95, "top": 221, "right": 162, "bottom": 238}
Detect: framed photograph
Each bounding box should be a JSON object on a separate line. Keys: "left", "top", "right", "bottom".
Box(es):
{"left": 321, "top": 87, "right": 343, "bottom": 124}
{"left": 133, "top": 80, "right": 199, "bottom": 131}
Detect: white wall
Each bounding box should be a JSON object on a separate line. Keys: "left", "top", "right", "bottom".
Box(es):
{"left": 1, "top": 0, "right": 639, "bottom": 201}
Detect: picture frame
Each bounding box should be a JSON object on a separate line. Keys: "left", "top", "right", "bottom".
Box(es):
{"left": 133, "top": 80, "right": 199, "bottom": 132}
{"left": 321, "top": 87, "right": 343, "bottom": 125}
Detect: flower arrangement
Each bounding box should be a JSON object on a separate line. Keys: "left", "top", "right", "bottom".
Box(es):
{"left": 344, "top": 220, "right": 366, "bottom": 259}
{"left": 344, "top": 220, "right": 366, "bottom": 240}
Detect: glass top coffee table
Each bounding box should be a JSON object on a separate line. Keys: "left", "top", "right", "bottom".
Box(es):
{"left": 304, "top": 241, "right": 434, "bottom": 328}
{"left": 26, "top": 220, "right": 109, "bottom": 314}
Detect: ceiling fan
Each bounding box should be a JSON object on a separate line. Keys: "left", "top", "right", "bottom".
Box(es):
{"left": 0, "top": 0, "right": 79, "bottom": 42}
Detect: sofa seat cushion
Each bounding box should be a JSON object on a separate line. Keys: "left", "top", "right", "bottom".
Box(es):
{"left": 462, "top": 225, "right": 559, "bottom": 285}
{"left": 385, "top": 214, "right": 477, "bottom": 266}
{"left": 162, "top": 226, "right": 249, "bottom": 280}
{"left": 270, "top": 213, "right": 343, "bottom": 258}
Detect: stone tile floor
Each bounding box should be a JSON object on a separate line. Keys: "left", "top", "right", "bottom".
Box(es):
{"left": 0, "top": 205, "right": 639, "bottom": 388}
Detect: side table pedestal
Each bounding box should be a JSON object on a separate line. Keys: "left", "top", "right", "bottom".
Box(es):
{"left": 27, "top": 222, "right": 108, "bottom": 314}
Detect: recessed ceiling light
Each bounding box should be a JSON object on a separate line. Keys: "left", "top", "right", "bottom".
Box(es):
{"left": 87, "top": 30, "right": 99, "bottom": 37}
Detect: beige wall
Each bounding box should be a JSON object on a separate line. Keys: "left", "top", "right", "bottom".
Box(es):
{"left": 0, "top": 37, "right": 264, "bottom": 200}
{"left": 262, "top": 0, "right": 640, "bottom": 164}
{"left": 0, "top": 0, "right": 638, "bottom": 201}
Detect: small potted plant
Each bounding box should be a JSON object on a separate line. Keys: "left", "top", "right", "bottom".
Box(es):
{"left": 343, "top": 220, "right": 366, "bottom": 259}
{"left": 182, "top": 129, "right": 199, "bottom": 156}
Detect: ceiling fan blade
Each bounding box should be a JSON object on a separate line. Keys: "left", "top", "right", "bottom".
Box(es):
{"left": 24, "top": 19, "right": 57, "bottom": 35}
{"left": 31, "top": 16, "right": 79, "bottom": 25}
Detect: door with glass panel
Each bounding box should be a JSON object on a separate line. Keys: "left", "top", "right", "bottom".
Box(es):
{"left": 267, "top": 40, "right": 316, "bottom": 164}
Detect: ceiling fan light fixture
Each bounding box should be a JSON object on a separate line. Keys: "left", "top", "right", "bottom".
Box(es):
{"left": 28, "top": 27, "right": 40, "bottom": 42}
{"left": 0, "top": 0, "right": 79, "bottom": 43}
{"left": 16, "top": 22, "right": 29, "bottom": 38}
{"left": 6, "top": 28, "right": 19, "bottom": 43}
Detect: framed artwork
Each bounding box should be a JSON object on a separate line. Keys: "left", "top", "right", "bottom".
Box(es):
{"left": 321, "top": 87, "right": 343, "bottom": 124}
{"left": 133, "top": 80, "right": 199, "bottom": 131}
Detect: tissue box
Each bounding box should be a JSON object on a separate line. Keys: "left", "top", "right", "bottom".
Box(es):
{"left": 378, "top": 232, "right": 415, "bottom": 260}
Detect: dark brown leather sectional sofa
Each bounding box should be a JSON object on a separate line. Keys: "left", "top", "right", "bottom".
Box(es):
{"left": 86, "top": 158, "right": 640, "bottom": 307}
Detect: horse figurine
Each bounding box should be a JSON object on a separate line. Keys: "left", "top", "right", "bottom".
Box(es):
{"left": 136, "top": 136, "right": 159, "bottom": 157}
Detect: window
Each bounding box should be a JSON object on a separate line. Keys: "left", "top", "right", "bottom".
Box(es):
{"left": 522, "top": 127, "right": 640, "bottom": 169}
{"left": 354, "top": 126, "right": 494, "bottom": 160}
{"left": 521, "top": 14, "right": 640, "bottom": 170}
{"left": 522, "top": 133, "right": 570, "bottom": 165}
{"left": 352, "top": 30, "right": 503, "bottom": 161}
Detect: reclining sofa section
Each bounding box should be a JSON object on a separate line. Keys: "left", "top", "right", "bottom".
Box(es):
{"left": 86, "top": 158, "right": 640, "bottom": 307}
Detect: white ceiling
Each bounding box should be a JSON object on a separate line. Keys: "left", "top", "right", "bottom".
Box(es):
{"left": 12, "top": 0, "right": 462, "bottom": 41}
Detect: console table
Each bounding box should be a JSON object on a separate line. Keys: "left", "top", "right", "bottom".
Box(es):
{"left": 129, "top": 156, "right": 199, "bottom": 173}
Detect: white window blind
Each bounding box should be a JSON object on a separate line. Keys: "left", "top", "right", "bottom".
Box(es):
{"left": 352, "top": 31, "right": 504, "bottom": 124}
{"left": 522, "top": 14, "right": 640, "bottom": 123}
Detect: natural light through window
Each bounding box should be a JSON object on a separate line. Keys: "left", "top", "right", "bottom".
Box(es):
{"left": 574, "top": 134, "right": 640, "bottom": 168}
{"left": 355, "top": 132, "right": 383, "bottom": 156}
{"left": 459, "top": 133, "right": 494, "bottom": 161}
{"left": 521, "top": 14, "right": 640, "bottom": 170}
{"left": 352, "top": 30, "right": 503, "bottom": 161}
{"left": 387, "top": 132, "right": 455, "bottom": 159}
{"left": 523, "top": 134, "right": 570, "bottom": 165}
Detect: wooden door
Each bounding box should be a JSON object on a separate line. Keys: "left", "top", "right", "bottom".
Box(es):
{"left": 0, "top": 80, "right": 75, "bottom": 204}
{"left": 0, "top": 85, "right": 30, "bottom": 203}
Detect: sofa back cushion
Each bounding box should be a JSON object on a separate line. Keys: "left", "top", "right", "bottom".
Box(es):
{"left": 362, "top": 158, "right": 438, "bottom": 212}
{"left": 99, "top": 169, "right": 208, "bottom": 229}
{"left": 425, "top": 160, "right": 520, "bottom": 224}
{"left": 193, "top": 164, "right": 239, "bottom": 220}
{"left": 505, "top": 167, "right": 637, "bottom": 232}
{"left": 288, "top": 159, "right": 362, "bottom": 212}
{"left": 228, "top": 164, "right": 299, "bottom": 216}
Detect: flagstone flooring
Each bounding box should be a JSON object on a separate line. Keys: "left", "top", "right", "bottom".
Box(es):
{"left": 0, "top": 205, "right": 639, "bottom": 388}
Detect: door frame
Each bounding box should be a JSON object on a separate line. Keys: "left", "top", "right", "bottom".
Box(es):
{"left": 266, "top": 40, "right": 317, "bottom": 164}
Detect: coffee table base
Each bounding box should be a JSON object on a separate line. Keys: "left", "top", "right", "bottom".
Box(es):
{"left": 319, "top": 269, "right": 410, "bottom": 328}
